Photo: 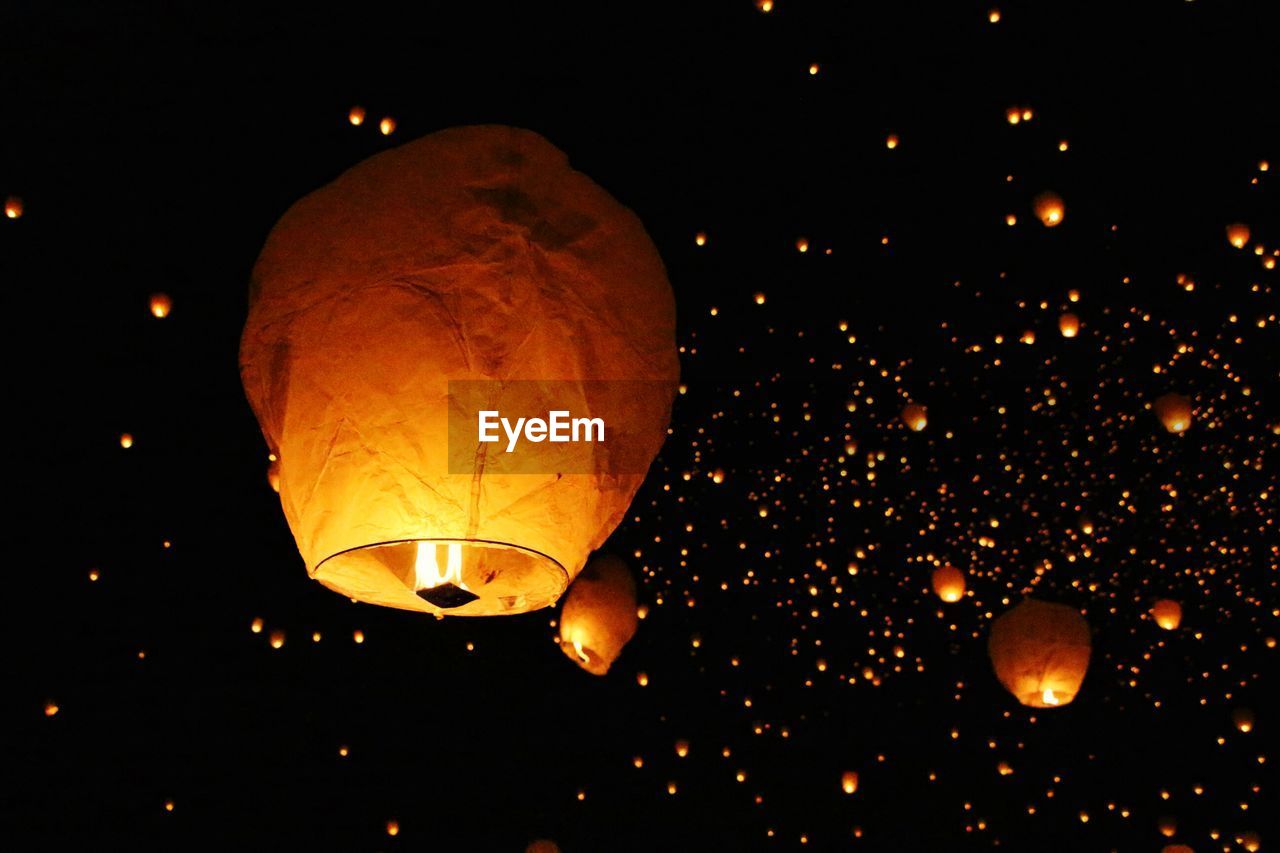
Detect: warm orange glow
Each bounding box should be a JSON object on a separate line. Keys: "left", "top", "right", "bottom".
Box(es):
{"left": 988, "top": 599, "right": 1091, "bottom": 708}
{"left": 269, "top": 629, "right": 285, "bottom": 649}
{"left": 931, "top": 565, "right": 966, "bottom": 603}
{"left": 44, "top": 702, "right": 59, "bottom": 717}
{"left": 1154, "top": 393, "right": 1193, "bottom": 434}
{"left": 1226, "top": 222, "right": 1250, "bottom": 249}
{"left": 901, "top": 403, "right": 927, "bottom": 432}
{"left": 119, "top": 433, "right": 134, "bottom": 449}
{"left": 149, "top": 292, "right": 172, "bottom": 318}
{"left": 1151, "top": 599, "right": 1182, "bottom": 630}
{"left": 379, "top": 116, "right": 396, "bottom": 135}
{"left": 558, "top": 555, "right": 639, "bottom": 675}
{"left": 1033, "top": 191, "right": 1064, "bottom": 227}
{"left": 796, "top": 237, "right": 809, "bottom": 253}
{"left": 4, "top": 195, "right": 23, "bottom": 219}
{"left": 1233, "top": 707, "right": 1255, "bottom": 733}
{"left": 841, "top": 771, "right": 859, "bottom": 794}
{"left": 886, "top": 134, "right": 899, "bottom": 149}
{"left": 348, "top": 106, "right": 366, "bottom": 126}
{"left": 1058, "top": 312, "right": 1080, "bottom": 338}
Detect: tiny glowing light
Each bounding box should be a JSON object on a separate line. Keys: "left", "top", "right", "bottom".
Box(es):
{"left": 841, "top": 771, "right": 859, "bottom": 794}
{"left": 386, "top": 820, "right": 399, "bottom": 836}
{"left": 120, "top": 433, "right": 134, "bottom": 449}
{"left": 4, "top": 196, "right": 24, "bottom": 219}
{"left": 44, "top": 702, "right": 59, "bottom": 717}
{"left": 795, "top": 237, "right": 809, "bottom": 253}
{"left": 988, "top": 8, "right": 1001, "bottom": 23}
{"left": 250, "top": 617, "right": 264, "bottom": 634}
{"left": 808, "top": 63, "right": 820, "bottom": 76}
{"left": 885, "top": 134, "right": 899, "bottom": 149}
{"left": 1151, "top": 599, "right": 1182, "bottom": 630}
{"left": 754, "top": 292, "right": 766, "bottom": 305}
{"left": 756, "top": 0, "right": 774, "bottom": 11}
{"left": 695, "top": 231, "right": 707, "bottom": 246}
{"left": 1059, "top": 312, "right": 1080, "bottom": 338}
{"left": 269, "top": 629, "right": 286, "bottom": 649}
{"left": 348, "top": 106, "right": 366, "bottom": 126}
{"left": 901, "top": 403, "right": 927, "bottom": 432}
{"left": 379, "top": 116, "right": 396, "bottom": 135}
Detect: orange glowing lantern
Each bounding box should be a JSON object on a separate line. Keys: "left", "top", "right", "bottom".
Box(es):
{"left": 1150, "top": 599, "right": 1182, "bottom": 630}
{"left": 901, "top": 403, "right": 928, "bottom": 432}
{"left": 1154, "top": 393, "right": 1193, "bottom": 434}
{"left": 1033, "top": 192, "right": 1064, "bottom": 227}
{"left": 557, "top": 554, "right": 638, "bottom": 675}
{"left": 931, "top": 565, "right": 966, "bottom": 603}
{"left": 1226, "top": 223, "right": 1250, "bottom": 249}
{"left": 4, "top": 195, "right": 23, "bottom": 219}
{"left": 149, "top": 292, "right": 172, "bottom": 319}
{"left": 988, "top": 599, "right": 1091, "bottom": 708}
{"left": 841, "top": 771, "right": 859, "bottom": 794}
{"left": 347, "top": 106, "right": 366, "bottom": 126}
{"left": 1232, "top": 708, "right": 1255, "bottom": 733}
{"left": 241, "top": 126, "right": 677, "bottom": 616}
{"left": 525, "top": 842, "right": 562, "bottom": 853}
{"left": 1058, "top": 312, "right": 1079, "bottom": 338}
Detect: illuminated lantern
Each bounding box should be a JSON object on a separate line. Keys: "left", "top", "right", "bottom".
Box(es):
{"left": 1150, "top": 599, "right": 1182, "bottom": 630}
{"left": 1232, "top": 707, "right": 1255, "bottom": 733}
{"left": 149, "top": 292, "right": 172, "bottom": 318}
{"left": 1058, "top": 312, "right": 1079, "bottom": 338}
{"left": 347, "top": 106, "right": 366, "bottom": 126}
{"left": 4, "top": 195, "right": 23, "bottom": 219}
{"left": 1240, "top": 832, "right": 1260, "bottom": 853}
{"left": 931, "top": 565, "right": 966, "bottom": 603}
{"left": 1033, "top": 191, "right": 1064, "bottom": 227}
{"left": 378, "top": 116, "right": 396, "bottom": 135}
{"left": 988, "top": 599, "right": 1091, "bottom": 708}
{"left": 840, "top": 771, "right": 859, "bottom": 794}
{"left": 1154, "top": 393, "right": 1193, "bottom": 434}
{"left": 1226, "top": 223, "right": 1250, "bottom": 249}
{"left": 901, "top": 403, "right": 927, "bottom": 432}
{"left": 1158, "top": 816, "right": 1178, "bottom": 837}
{"left": 241, "top": 126, "right": 678, "bottom": 616}
{"left": 557, "top": 554, "right": 638, "bottom": 675}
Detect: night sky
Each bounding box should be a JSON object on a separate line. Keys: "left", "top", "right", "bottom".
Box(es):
{"left": 4, "top": 1, "right": 1279, "bottom": 850}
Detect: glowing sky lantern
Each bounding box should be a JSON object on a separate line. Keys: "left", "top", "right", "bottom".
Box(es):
{"left": 931, "top": 565, "right": 966, "bottom": 603}
{"left": 988, "top": 599, "right": 1091, "bottom": 709}
{"left": 149, "top": 292, "right": 172, "bottom": 319}
{"left": 1154, "top": 393, "right": 1193, "bottom": 434}
{"left": 1058, "top": 312, "right": 1079, "bottom": 338}
{"left": 1150, "top": 599, "right": 1182, "bottom": 630}
{"left": 557, "top": 554, "right": 639, "bottom": 675}
{"left": 1232, "top": 707, "right": 1255, "bottom": 733}
{"left": 840, "top": 771, "right": 859, "bottom": 794}
{"left": 1033, "top": 191, "right": 1064, "bottom": 227}
{"left": 347, "top": 105, "right": 366, "bottom": 126}
{"left": 901, "top": 403, "right": 928, "bottom": 432}
{"left": 4, "top": 195, "right": 22, "bottom": 219}
{"left": 1226, "top": 222, "right": 1250, "bottom": 249}
{"left": 241, "top": 126, "right": 678, "bottom": 616}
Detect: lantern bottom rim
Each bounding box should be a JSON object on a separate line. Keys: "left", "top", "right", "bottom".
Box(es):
{"left": 312, "top": 537, "right": 569, "bottom": 617}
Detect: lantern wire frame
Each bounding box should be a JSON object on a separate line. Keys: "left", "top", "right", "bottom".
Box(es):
{"left": 313, "top": 537, "right": 568, "bottom": 617}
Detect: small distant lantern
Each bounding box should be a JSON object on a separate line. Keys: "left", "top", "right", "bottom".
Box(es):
{"left": 240, "top": 126, "right": 677, "bottom": 616}
{"left": 988, "top": 599, "right": 1091, "bottom": 708}
{"left": 269, "top": 629, "right": 286, "bottom": 649}
{"left": 525, "top": 842, "right": 562, "bottom": 853}
{"left": 1154, "top": 393, "right": 1193, "bottom": 434}
{"left": 1226, "top": 223, "right": 1250, "bottom": 249}
{"left": 150, "top": 292, "right": 172, "bottom": 318}
{"left": 557, "top": 554, "right": 638, "bottom": 675}
{"left": 1150, "top": 599, "right": 1182, "bottom": 630}
{"left": 1058, "top": 312, "right": 1080, "bottom": 338}
{"left": 931, "top": 565, "right": 966, "bottom": 603}
{"left": 379, "top": 116, "right": 396, "bottom": 135}
{"left": 841, "top": 771, "right": 859, "bottom": 794}
{"left": 1033, "top": 191, "right": 1064, "bottom": 227}
{"left": 901, "top": 403, "right": 928, "bottom": 432}
{"left": 348, "top": 106, "right": 366, "bottom": 126}
{"left": 4, "top": 195, "right": 23, "bottom": 219}
{"left": 1232, "top": 707, "right": 1255, "bottom": 733}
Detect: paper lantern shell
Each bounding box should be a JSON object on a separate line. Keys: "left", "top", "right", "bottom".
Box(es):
{"left": 558, "top": 554, "right": 638, "bottom": 675}
{"left": 1150, "top": 599, "right": 1182, "bottom": 630}
{"left": 931, "top": 565, "right": 966, "bottom": 603}
{"left": 1154, "top": 393, "right": 1193, "bottom": 434}
{"left": 988, "top": 598, "right": 1091, "bottom": 708}
{"left": 241, "top": 125, "right": 678, "bottom": 616}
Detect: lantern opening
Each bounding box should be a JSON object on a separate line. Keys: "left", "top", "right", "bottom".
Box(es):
{"left": 313, "top": 538, "right": 568, "bottom": 617}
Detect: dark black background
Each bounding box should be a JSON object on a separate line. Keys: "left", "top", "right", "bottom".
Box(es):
{"left": 3, "top": 1, "right": 1278, "bottom": 850}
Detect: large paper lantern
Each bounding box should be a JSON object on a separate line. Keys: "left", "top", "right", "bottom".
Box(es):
{"left": 241, "top": 125, "right": 678, "bottom": 616}
{"left": 557, "top": 554, "right": 638, "bottom": 675}
{"left": 988, "top": 599, "right": 1091, "bottom": 708}
{"left": 1150, "top": 599, "right": 1182, "bottom": 630}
